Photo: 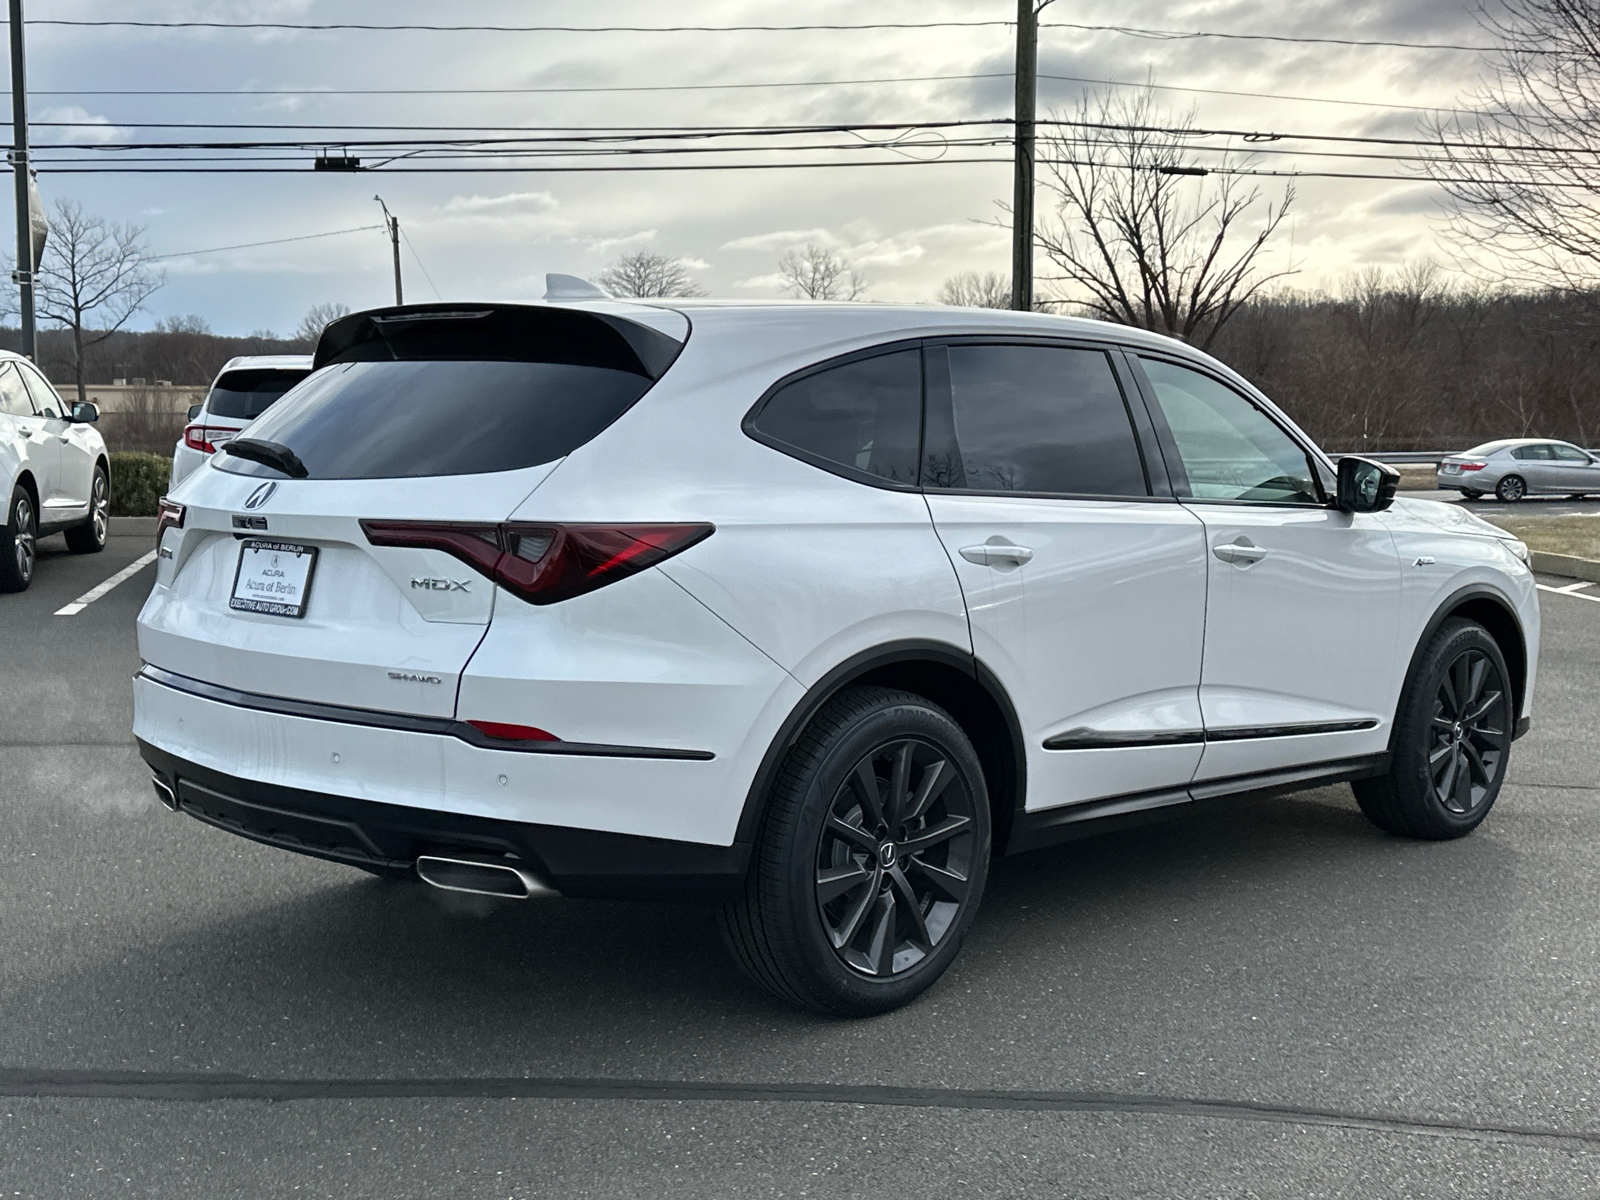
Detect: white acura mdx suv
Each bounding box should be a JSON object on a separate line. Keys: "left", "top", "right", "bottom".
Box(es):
{"left": 2, "top": 349, "right": 110, "bottom": 591}
{"left": 135, "top": 296, "right": 1539, "bottom": 1015}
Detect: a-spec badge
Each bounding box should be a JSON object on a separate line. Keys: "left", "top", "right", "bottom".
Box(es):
{"left": 243, "top": 481, "right": 278, "bottom": 510}
{"left": 411, "top": 578, "right": 470, "bottom": 592}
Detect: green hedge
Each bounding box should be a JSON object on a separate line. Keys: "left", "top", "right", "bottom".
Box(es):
{"left": 109, "top": 451, "right": 172, "bottom": 517}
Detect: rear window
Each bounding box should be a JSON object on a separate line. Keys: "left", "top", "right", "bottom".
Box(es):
{"left": 217, "top": 360, "right": 653, "bottom": 480}
{"left": 207, "top": 368, "right": 311, "bottom": 420}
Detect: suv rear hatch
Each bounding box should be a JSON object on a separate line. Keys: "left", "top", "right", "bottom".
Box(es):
{"left": 142, "top": 302, "right": 687, "bottom": 718}
{"left": 183, "top": 365, "right": 312, "bottom": 455}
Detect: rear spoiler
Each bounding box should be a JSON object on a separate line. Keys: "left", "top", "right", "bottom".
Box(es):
{"left": 314, "top": 302, "right": 685, "bottom": 380}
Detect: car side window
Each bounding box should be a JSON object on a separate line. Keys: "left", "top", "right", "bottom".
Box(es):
{"left": 923, "top": 344, "right": 1148, "bottom": 496}
{"left": 747, "top": 348, "right": 922, "bottom": 486}
{"left": 1138, "top": 356, "right": 1322, "bottom": 505}
{"left": 1511, "top": 444, "right": 1552, "bottom": 461}
{"left": 0, "top": 364, "right": 37, "bottom": 418}
{"left": 1551, "top": 443, "right": 1590, "bottom": 462}
{"left": 15, "top": 363, "right": 61, "bottom": 418}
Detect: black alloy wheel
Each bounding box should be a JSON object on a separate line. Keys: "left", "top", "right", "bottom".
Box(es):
{"left": 721, "top": 686, "right": 991, "bottom": 1016}
{"left": 1427, "top": 647, "right": 1509, "bottom": 816}
{"left": 1, "top": 485, "right": 36, "bottom": 592}
{"left": 1354, "top": 618, "right": 1512, "bottom": 839}
{"left": 65, "top": 467, "right": 109, "bottom": 554}
{"left": 1496, "top": 474, "right": 1526, "bottom": 502}
{"left": 815, "top": 736, "right": 978, "bottom": 979}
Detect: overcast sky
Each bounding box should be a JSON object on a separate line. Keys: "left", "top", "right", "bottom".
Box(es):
{"left": 13, "top": 0, "right": 1499, "bottom": 335}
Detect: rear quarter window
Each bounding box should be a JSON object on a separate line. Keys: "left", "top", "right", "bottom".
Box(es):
{"left": 744, "top": 348, "right": 922, "bottom": 487}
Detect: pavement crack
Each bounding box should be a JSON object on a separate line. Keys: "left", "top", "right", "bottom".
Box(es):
{"left": 0, "top": 1070, "right": 1595, "bottom": 1150}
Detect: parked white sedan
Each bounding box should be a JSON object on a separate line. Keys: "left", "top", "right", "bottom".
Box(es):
{"left": 171, "top": 355, "right": 313, "bottom": 487}
{"left": 1, "top": 350, "right": 110, "bottom": 591}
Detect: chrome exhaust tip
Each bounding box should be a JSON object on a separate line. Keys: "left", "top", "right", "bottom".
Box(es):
{"left": 150, "top": 773, "right": 179, "bottom": 812}
{"left": 415, "top": 854, "right": 558, "bottom": 900}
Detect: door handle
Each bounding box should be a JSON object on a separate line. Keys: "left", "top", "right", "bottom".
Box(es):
{"left": 959, "top": 542, "right": 1034, "bottom": 566}
{"left": 1212, "top": 539, "right": 1267, "bottom": 565}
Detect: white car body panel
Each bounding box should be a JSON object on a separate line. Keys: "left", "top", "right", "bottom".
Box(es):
{"left": 0, "top": 351, "right": 104, "bottom": 535}
{"left": 926, "top": 493, "right": 1209, "bottom": 808}
{"left": 1187, "top": 505, "right": 1402, "bottom": 779}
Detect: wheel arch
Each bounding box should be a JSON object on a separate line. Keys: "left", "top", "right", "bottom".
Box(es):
{"left": 733, "top": 639, "right": 1026, "bottom": 855}
{"left": 11, "top": 468, "right": 39, "bottom": 510}
{"left": 1399, "top": 584, "right": 1529, "bottom": 735}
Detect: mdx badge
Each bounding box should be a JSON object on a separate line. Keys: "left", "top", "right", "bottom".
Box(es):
{"left": 411, "top": 577, "right": 470, "bottom": 592}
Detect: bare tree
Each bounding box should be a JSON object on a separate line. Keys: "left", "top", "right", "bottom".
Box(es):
{"left": 1032, "top": 88, "right": 1295, "bottom": 349}
{"left": 35, "top": 200, "right": 165, "bottom": 405}
{"left": 155, "top": 314, "right": 211, "bottom": 335}
{"left": 938, "top": 270, "right": 1011, "bottom": 308}
{"left": 597, "top": 250, "right": 707, "bottom": 298}
{"left": 777, "top": 244, "right": 868, "bottom": 300}
{"left": 294, "top": 302, "right": 352, "bottom": 345}
{"left": 1426, "top": 0, "right": 1600, "bottom": 300}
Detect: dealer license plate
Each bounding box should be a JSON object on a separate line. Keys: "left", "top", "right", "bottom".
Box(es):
{"left": 229, "top": 539, "right": 319, "bottom": 618}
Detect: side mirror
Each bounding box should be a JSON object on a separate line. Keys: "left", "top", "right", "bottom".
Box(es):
{"left": 70, "top": 401, "right": 100, "bottom": 424}
{"left": 1336, "top": 456, "right": 1399, "bottom": 513}
{"left": 187, "top": 403, "right": 203, "bottom": 421}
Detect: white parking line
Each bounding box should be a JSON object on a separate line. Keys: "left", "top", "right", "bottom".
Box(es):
{"left": 54, "top": 550, "right": 158, "bottom": 616}
{"left": 1537, "top": 582, "right": 1600, "bottom": 604}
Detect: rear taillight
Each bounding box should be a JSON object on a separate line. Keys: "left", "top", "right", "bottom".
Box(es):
{"left": 156, "top": 497, "right": 185, "bottom": 545}
{"left": 1458, "top": 462, "right": 1486, "bottom": 472}
{"left": 360, "top": 521, "right": 713, "bottom": 606}
{"left": 183, "top": 425, "right": 231, "bottom": 453}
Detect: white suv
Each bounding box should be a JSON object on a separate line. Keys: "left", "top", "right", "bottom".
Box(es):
{"left": 1, "top": 350, "right": 110, "bottom": 591}
{"left": 171, "top": 355, "right": 313, "bottom": 487}
{"left": 134, "top": 298, "right": 1539, "bottom": 1015}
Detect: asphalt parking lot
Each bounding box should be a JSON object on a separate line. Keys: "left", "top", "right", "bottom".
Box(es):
{"left": 4, "top": 519, "right": 1600, "bottom": 1198}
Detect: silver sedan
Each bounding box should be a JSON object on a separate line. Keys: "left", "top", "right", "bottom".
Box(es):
{"left": 1437, "top": 438, "right": 1600, "bottom": 501}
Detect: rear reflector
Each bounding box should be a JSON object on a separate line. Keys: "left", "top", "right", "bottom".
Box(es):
{"left": 466, "top": 720, "right": 560, "bottom": 742}
{"left": 361, "top": 520, "right": 713, "bottom": 605}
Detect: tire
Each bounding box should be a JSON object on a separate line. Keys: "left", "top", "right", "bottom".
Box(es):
{"left": 1495, "top": 474, "right": 1526, "bottom": 502}
{"left": 720, "top": 686, "right": 991, "bottom": 1016}
{"left": 63, "top": 466, "right": 109, "bottom": 554}
{"left": 0, "top": 484, "right": 37, "bottom": 593}
{"left": 1458, "top": 489, "right": 1482, "bottom": 500}
{"left": 1353, "top": 619, "right": 1513, "bottom": 840}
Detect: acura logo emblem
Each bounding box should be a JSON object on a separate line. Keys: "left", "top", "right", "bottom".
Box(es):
{"left": 243, "top": 482, "right": 278, "bottom": 510}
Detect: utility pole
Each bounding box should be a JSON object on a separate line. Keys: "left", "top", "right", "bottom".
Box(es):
{"left": 9, "top": 0, "right": 36, "bottom": 358}
{"left": 1010, "top": 0, "right": 1038, "bottom": 312}
{"left": 374, "top": 195, "right": 402, "bottom": 305}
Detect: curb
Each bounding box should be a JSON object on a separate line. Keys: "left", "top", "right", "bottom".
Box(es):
{"left": 1531, "top": 550, "right": 1600, "bottom": 584}
{"left": 110, "top": 516, "right": 158, "bottom": 536}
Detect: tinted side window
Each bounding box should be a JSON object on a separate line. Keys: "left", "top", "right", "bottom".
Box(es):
{"left": 748, "top": 349, "right": 922, "bottom": 486}
{"left": 15, "top": 363, "right": 61, "bottom": 417}
{"left": 1511, "top": 444, "right": 1552, "bottom": 461}
{"left": 926, "top": 344, "right": 1147, "bottom": 496}
{"left": 1139, "top": 357, "right": 1321, "bottom": 505}
{"left": 1552, "top": 443, "right": 1591, "bottom": 462}
{"left": 0, "top": 365, "right": 36, "bottom": 417}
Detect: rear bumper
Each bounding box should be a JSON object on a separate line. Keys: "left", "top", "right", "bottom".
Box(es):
{"left": 138, "top": 738, "right": 750, "bottom": 901}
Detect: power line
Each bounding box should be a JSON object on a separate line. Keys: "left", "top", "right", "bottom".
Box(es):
{"left": 147, "top": 224, "right": 384, "bottom": 260}
{"left": 398, "top": 226, "right": 443, "bottom": 300}
{"left": 16, "top": 16, "right": 1531, "bottom": 54}
{"left": 1040, "top": 21, "right": 1505, "bottom": 53}
{"left": 20, "top": 19, "right": 1016, "bottom": 33}
{"left": 26, "top": 72, "right": 1485, "bottom": 118}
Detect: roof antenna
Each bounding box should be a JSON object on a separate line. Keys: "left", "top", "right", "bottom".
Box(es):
{"left": 544, "top": 273, "right": 610, "bottom": 301}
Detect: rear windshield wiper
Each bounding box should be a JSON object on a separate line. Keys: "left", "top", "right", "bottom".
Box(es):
{"left": 223, "top": 437, "right": 309, "bottom": 479}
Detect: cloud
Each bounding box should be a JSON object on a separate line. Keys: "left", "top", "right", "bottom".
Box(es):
{"left": 440, "top": 192, "right": 560, "bottom": 216}
{"left": 35, "top": 106, "right": 128, "bottom": 145}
